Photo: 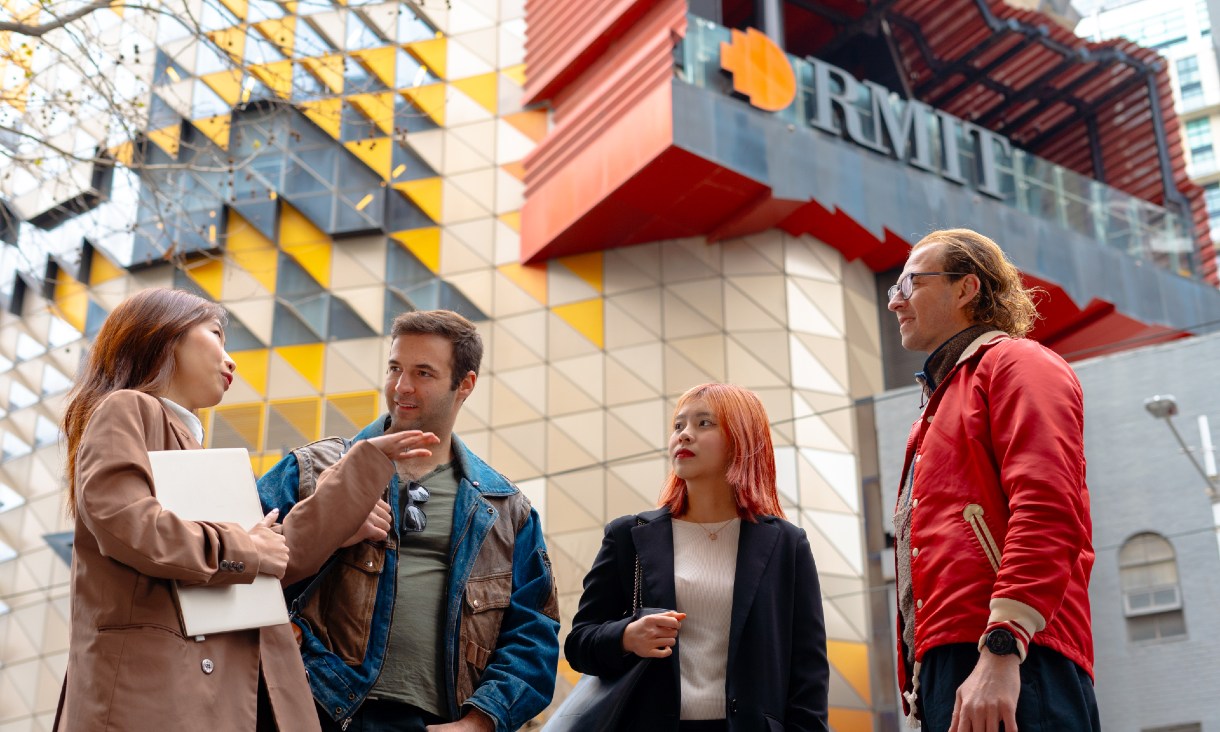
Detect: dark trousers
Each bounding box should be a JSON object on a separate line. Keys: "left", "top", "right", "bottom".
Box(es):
{"left": 918, "top": 643, "right": 1100, "bottom": 732}
{"left": 317, "top": 699, "right": 446, "bottom": 732}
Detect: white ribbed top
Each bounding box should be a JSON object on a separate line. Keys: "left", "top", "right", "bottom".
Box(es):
{"left": 672, "top": 517, "right": 740, "bottom": 721}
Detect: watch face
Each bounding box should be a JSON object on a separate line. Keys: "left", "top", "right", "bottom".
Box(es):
{"left": 986, "top": 629, "right": 1016, "bottom": 656}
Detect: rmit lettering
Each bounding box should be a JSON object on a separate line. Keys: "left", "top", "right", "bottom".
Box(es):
{"left": 807, "top": 56, "right": 1010, "bottom": 199}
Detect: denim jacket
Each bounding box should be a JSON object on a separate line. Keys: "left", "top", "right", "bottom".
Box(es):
{"left": 258, "top": 417, "right": 561, "bottom": 731}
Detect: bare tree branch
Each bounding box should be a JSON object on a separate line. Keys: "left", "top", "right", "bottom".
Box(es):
{"left": 0, "top": 0, "right": 112, "bottom": 37}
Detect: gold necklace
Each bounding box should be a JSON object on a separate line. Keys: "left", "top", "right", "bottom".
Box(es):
{"left": 698, "top": 517, "right": 737, "bottom": 541}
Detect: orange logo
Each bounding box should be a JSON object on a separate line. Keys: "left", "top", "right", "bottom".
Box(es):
{"left": 719, "top": 28, "right": 796, "bottom": 112}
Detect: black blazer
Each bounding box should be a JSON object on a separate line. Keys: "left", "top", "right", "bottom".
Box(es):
{"left": 564, "top": 508, "right": 830, "bottom": 732}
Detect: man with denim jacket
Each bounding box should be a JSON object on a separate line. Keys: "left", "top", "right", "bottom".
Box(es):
{"left": 887, "top": 230, "right": 1097, "bottom": 732}
{"left": 259, "top": 310, "right": 560, "bottom": 732}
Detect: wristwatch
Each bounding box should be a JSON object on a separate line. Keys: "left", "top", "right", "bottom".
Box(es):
{"left": 983, "top": 627, "right": 1018, "bottom": 657}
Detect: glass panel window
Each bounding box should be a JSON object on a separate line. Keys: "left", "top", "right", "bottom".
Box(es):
{"left": 1186, "top": 118, "right": 1215, "bottom": 171}
{"left": 1177, "top": 56, "right": 1204, "bottom": 109}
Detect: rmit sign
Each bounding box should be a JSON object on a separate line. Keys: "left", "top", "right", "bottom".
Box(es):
{"left": 720, "top": 28, "right": 1013, "bottom": 200}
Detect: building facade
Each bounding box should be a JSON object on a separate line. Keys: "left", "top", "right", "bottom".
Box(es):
{"left": 1077, "top": 0, "right": 1220, "bottom": 242}
{"left": 1, "top": 1, "right": 1220, "bottom": 731}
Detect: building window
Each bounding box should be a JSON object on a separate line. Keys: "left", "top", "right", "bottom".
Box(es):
{"left": 1176, "top": 57, "right": 1204, "bottom": 110}
{"left": 1204, "top": 182, "right": 1220, "bottom": 221}
{"left": 1186, "top": 118, "right": 1216, "bottom": 172}
{"left": 1119, "top": 533, "right": 1186, "bottom": 642}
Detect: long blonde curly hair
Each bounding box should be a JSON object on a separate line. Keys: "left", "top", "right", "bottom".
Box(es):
{"left": 913, "top": 228, "right": 1042, "bottom": 337}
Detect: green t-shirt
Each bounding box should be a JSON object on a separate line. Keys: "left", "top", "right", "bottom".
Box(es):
{"left": 370, "top": 461, "right": 459, "bottom": 717}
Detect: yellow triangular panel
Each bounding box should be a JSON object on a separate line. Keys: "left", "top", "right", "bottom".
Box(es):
{"left": 498, "top": 211, "right": 520, "bottom": 232}
{"left": 194, "top": 114, "right": 231, "bottom": 150}
{"left": 89, "top": 249, "right": 124, "bottom": 285}
{"left": 275, "top": 343, "right": 325, "bottom": 391}
{"left": 504, "top": 109, "right": 548, "bottom": 143}
{"left": 827, "top": 709, "right": 873, "bottom": 732}
{"left": 184, "top": 258, "right": 225, "bottom": 300}
{"left": 328, "top": 390, "right": 380, "bottom": 428}
{"left": 558, "top": 252, "right": 603, "bottom": 293}
{"left": 201, "top": 69, "right": 243, "bottom": 106}
{"left": 249, "top": 60, "right": 294, "bottom": 100}
{"left": 827, "top": 640, "right": 872, "bottom": 705}
{"left": 452, "top": 72, "right": 497, "bottom": 115}
{"left": 347, "top": 92, "right": 396, "bottom": 135}
{"left": 302, "top": 54, "right": 345, "bottom": 94}
{"left": 148, "top": 125, "right": 181, "bottom": 158}
{"left": 212, "top": 404, "right": 264, "bottom": 448}
{"left": 271, "top": 397, "right": 321, "bottom": 441}
{"left": 226, "top": 209, "right": 277, "bottom": 292}
{"left": 53, "top": 277, "right": 88, "bottom": 333}
{"left": 400, "top": 83, "right": 445, "bottom": 125}
{"left": 218, "top": 0, "right": 247, "bottom": 20}
{"left": 252, "top": 453, "right": 283, "bottom": 477}
{"left": 107, "top": 140, "right": 134, "bottom": 166}
{"left": 390, "top": 227, "right": 441, "bottom": 274}
{"left": 254, "top": 17, "right": 296, "bottom": 57}
{"left": 279, "top": 203, "right": 332, "bottom": 288}
{"left": 394, "top": 178, "right": 442, "bottom": 223}
{"left": 300, "top": 98, "right": 342, "bottom": 139}
{"left": 502, "top": 64, "right": 526, "bottom": 87}
{"left": 208, "top": 26, "right": 247, "bottom": 65}
{"left": 406, "top": 37, "right": 446, "bottom": 79}
{"left": 553, "top": 299, "right": 604, "bottom": 349}
{"left": 231, "top": 349, "right": 270, "bottom": 397}
{"left": 353, "top": 46, "right": 397, "bottom": 89}
{"left": 345, "top": 138, "right": 394, "bottom": 180}
{"left": 498, "top": 262, "right": 547, "bottom": 305}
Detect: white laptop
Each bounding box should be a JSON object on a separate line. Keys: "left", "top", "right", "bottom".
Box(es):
{"left": 148, "top": 447, "right": 289, "bottom": 636}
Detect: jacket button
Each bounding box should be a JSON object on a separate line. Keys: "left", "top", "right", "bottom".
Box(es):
{"left": 473, "top": 600, "right": 481, "bottom": 608}
{"left": 348, "top": 693, "right": 356, "bottom": 700}
{"left": 729, "top": 698, "right": 738, "bottom": 714}
{"left": 487, "top": 508, "right": 493, "bottom": 514}
{"left": 472, "top": 481, "right": 480, "bottom": 487}
{"left": 220, "top": 560, "right": 230, "bottom": 570}
{"left": 335, "top": 707, "right": 343, "bottom": 715}
{"left": 912, "top": 547, "right": 920, "bottom": 558}
{"left": 916, "top": 599, "right": 923, "bottom": 610}
{"left": 235, "top": 561, "right": 245, "bottom": 572}
{"left": 911, "top": 498, "right": 919, "bottom": 508}
{"left": 201, "top": 659, "right": 214, "bottom": 674}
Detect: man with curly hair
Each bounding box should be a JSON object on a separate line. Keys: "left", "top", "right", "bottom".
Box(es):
{"left": 887, "top": 229, "right": 1098, "bottom": 731}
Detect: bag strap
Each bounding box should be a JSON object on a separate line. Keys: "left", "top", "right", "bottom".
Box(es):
{"left": 632, "top": 517, "right": 644, "bottom": 615}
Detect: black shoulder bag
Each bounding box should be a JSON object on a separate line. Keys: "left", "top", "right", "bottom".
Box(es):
{"left": 543, "top": 519, "right": 666, "bottom": 732}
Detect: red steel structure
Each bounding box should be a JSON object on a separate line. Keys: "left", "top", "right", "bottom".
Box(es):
{"left": 522, "top": 0, "right": 1217, "bottom": 357}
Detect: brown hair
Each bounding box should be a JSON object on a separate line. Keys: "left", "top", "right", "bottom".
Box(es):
{"left": 389, "top": 310, "right": 483, "bottom": 389}
{"left": 62, "top": 288, "right": 226, "bottom": 514}
{"left": 913, "top": 228, "right": 1042, "bottom": 337}
{"left": 658, "top": 383, "right": 785, "bottom": 521}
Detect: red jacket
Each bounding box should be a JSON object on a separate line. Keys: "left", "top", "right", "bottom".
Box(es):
{"left": 895, "top": 332, "right": 1094, "bottom": 715}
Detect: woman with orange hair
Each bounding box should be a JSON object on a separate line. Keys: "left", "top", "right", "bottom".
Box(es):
{"left": 565, "top": 383, "right": 830, "bottom": 732}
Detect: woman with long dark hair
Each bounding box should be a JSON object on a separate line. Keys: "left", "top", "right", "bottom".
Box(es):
{"left": 55, "top": 288, "right": 426, "bottom": 731}
{"left": 565, "top": 383, "right": 831, "bottom": 731}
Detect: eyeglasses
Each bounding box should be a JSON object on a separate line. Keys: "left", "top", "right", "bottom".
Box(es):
{"left": 886, "top": 272, "right": 969, "bottom": 301}
{"left": 400, "top": 481, "right": 429, "bottom": 533}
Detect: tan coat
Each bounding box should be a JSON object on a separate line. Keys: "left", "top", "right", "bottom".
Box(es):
{"left": 55, "top": 390, "right": 394, "bottom": 731}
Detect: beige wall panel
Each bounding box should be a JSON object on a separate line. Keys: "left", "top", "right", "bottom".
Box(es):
{"left": 662, "top": 290, "right": 720, "bottom": 338}
{"left": 787, "top": 235, "right": 843, "bottom": 281}
{"left": 489, "top": 378, "right": 543, "bottom": 427}
{"left": 545, "top": 368, "right": 600, "bottom": 416}
{"left": 447, "top": 218, "right": 496, "bottom": 263}
{"left": 726, "top": 275, "right": 787, "bottom": 326}
{"left": 668, "top": 336, "right": 722, "bottom": 383}
{"left": 546, "top": 312, "right": 600, "bottom": 360}
{"left": 603, "top": 244, "right": 661, "bottom": 293}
